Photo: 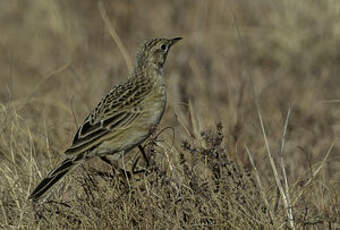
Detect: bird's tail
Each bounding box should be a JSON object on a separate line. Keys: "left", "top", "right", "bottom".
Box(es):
{"left": 29, "top": 153, "right": 85, "bottom": 201}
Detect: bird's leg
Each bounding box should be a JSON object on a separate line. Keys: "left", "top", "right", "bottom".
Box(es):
{"left": 100, "top": 145, "right": 150, "bottom": 176}
{"left": 100, "top": 156, "right": 114, "bottom": 166}
{"left": 138, "top": 145, "right": 150, "bottom": 167}
{"left": 132, "top": 145, "right": 149, "bottom": 174}
{"left": 99, "top": 156, "right": 131, "bottom": 179}
{"left": 131, "top": 124, "right": 157, "bottom": 173}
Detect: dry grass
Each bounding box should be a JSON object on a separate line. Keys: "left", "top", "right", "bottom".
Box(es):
{"left": 0, "top": 0, "right": 339, "bottom": 229}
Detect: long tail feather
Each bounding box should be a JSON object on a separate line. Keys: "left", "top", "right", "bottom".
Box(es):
{"left": 29, "top": 153, "right": 85, "bottom": 201}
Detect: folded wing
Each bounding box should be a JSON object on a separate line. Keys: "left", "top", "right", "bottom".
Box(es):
{"left": 65, "top": 76, "right": 152, "bottom": 156}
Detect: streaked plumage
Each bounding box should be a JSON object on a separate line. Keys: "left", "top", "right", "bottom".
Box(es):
{"left": 29, "top": 37, "right": 182, "bottom": 201}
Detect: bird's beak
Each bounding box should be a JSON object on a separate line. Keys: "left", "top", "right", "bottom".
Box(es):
{"left": 170, "top": 37, "right": 182, "bottom": 46}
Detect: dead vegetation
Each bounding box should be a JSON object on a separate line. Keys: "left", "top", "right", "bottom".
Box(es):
{"left": 0, "top": 0, "right": 339, "bottom": 229}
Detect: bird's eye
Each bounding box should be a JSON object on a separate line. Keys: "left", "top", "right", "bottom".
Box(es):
{"left": 160, "top": 44, "right": 167, "bottom": 51}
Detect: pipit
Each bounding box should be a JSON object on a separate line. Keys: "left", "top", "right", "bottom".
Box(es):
{"left": 29, "top": 37, "right": 182, "bottom": 201}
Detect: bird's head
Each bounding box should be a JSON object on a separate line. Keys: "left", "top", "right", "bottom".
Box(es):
{"left": 136, "top": 37, "right": 182, "bottom": 69}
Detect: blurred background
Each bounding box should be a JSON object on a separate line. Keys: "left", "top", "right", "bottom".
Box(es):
{"left": 0, "top": 0, "right": 339, "bottom": 227}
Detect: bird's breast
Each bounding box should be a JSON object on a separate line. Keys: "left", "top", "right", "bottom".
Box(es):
{"left": 142, "top": 84, "right": 166, "bottom": 126}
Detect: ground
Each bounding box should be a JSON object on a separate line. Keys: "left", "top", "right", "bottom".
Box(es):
{"left": 0, "top": 0, "right": 339, "bottom": 229}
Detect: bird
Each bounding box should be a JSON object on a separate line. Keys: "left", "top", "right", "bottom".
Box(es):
{"left": 29, "top": 37, "right": 182, "bottom": 201}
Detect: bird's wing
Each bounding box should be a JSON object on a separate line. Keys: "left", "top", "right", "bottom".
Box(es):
{"left": 64, "top": 76, "right": 153, "bottom": 155}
